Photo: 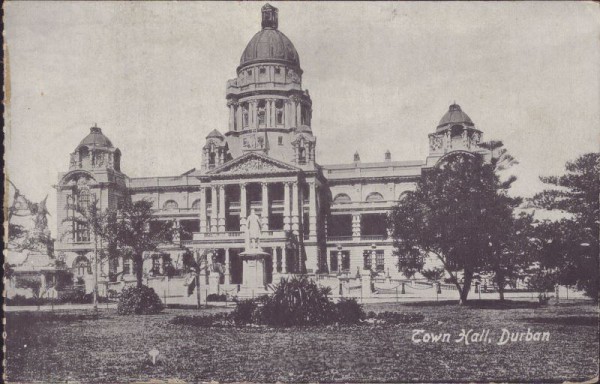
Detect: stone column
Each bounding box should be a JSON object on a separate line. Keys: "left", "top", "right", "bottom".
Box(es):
{"left": 283, "top": 182, "right": 291, "bottom": 231}
{"left": 283, "top": 246, "right": 288, "bottom": 273}
{"left": 225, "top": 248, "right": 231, "bottom": 284}
{"left": 210, "top": 185, "right": 217, "bottom": 232}
{"left": 199, "top": 187, "right": 207, "bottom": 233}
{"left": 352, "top": 214, "right": 361, "bottom": 239}
{"left": 240, "top": 182, "right": 247, "bottom": 230}
{"left": 250, "top": 101, "right": 258, "bottom": 129}
{"left": 261, "top": 182, "right": 269, "bottom": 231}
{"left": 265, "top": 99, "right": 272, "bottom": 128}
{"left": 218, "top": 185, "right": 226, "bottom": 232}
{"left": 296, "top": 101, "right": 302, "bottom": 126}
{"left": 236, "top": 104, "right": 242, "bottom": 131}
{"left": 337, "top": 250, "right": 343, "bottom": 272}
{"left": 308, "top": 181, "right": 317, "bottom": 239}
{"left": 283, "top": 100, "right": 292, "bottom": 128}
{"left": 271, "top": 247, "right": 277, "bottom": 279}
{"left": 228, "top": 101, "right": 235, "bottom": 131}
{"left": 292, "top": 181, "right": 299, "bottom": 234}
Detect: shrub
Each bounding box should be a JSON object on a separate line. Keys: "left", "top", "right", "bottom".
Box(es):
{"left": 334, "top": 298, "right": 365, "bottom": 324}
{"left": 256, "top": 276, "right": 337, "bottom": 326}
{"left": 231, "top": 299, "right": 259, "bottom": 325}
{"left": 207, "top": 293, "right": 227, "bottom": 302}
{"left": 117, "top": 285, "right": 163, "bottom": 315}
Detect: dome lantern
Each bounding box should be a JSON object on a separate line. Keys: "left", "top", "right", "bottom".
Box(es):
{"left": 261, "top": 3, "right": 278, "bottom": 30}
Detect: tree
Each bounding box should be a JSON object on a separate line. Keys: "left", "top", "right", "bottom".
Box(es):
{"left": 182, "top": 248, "right": 211, "bottom": 308}
{"left": 530, "top": 153, "right": 599, "bottom": 300}
{"left": 113, "top": 199, "right": 176, "bottom": 288}
{"left": 483, "top": 213, "right": 536, "bottom": 301}
{"left": 62, "top": 194, "right": 108, "bottom": 308}
{"left": 388, "top": 150, "right": 520, "bottom": 304}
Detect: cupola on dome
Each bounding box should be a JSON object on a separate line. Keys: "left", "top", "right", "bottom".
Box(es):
{"left": 78, "top": 126, "right": 114, "bottom": 148}
{"left": 239, "top": 4, "right": 300, "bottom": 69}
{"left": 437, "top": 104, "right": 474, "bottom": 131}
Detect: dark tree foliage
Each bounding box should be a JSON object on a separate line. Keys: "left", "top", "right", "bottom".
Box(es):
{"left": 530, "top": 153, "right": 599, "bottom": 300}
{"left": 388, "top": 150, "right": 520, "bottom": 304}
{"left": 114, "top": 199, "right": 176, "bottom": 288}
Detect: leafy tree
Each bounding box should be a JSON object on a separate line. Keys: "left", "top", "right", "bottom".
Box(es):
{"left": 182, "top": 248, "right": 211, "bottom": 308}
{"left": 113, "top": 199, "right": 176, "bottom": 288}
{"left": 482, "top": 213, "right": 536, "bottom": 300}
{"left": 530, "top": 153, "right": 599, "bottom": 300}
{"left": 389, "top": 149, "right": 520, "bottom": 304}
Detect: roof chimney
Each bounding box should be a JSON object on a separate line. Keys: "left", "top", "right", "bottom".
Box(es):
{"left": 354, "top": 151, "right": 360, "bottom": 162}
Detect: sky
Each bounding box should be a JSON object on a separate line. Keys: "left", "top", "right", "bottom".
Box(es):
{"left": 4, "top": 1, "right": 599, "bottom": 235}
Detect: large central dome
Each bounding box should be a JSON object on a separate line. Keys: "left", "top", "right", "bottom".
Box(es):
{"left": 239, "top": 4, "right": 300, "bottom": 69}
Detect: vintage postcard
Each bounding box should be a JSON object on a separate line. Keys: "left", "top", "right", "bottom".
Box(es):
{"left": 3, "top": 1, "right": 599, "bottom": 383}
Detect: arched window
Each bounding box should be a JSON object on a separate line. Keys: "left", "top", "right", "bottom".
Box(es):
{"left": 275, "top": 99, "right": 284, "bottom": 125}
{"left": 191, "top": 199, "right": 202, "bottom": 210}
{"left": 366, "top": 192, "right": 384, "bottom": 202}
{"left": 333, "top": 193, "right": 352, "bottom": 204}
{"left": 242, "top": 103, "right": 249, "bottom": 128}
{"left": 257, "top": 100, "right": 266, "bottom": 126}
{"left": 163, "top": 200, "right": 178, "bottom": 210}
{"left": 114, "top": 150, "right": 121, "bottom": 171}
{"left": 208, "top": 151, "right": 216, "bottom": 168}
{"left": 71, "top": 187, "right": 91, "bottom": 242}
{"left": 79, "top": 146, "right": 90, "bottom": 167}
{"left": 73, "top": 255, "right": 90, "bottom": 276}
{"left": 298, "top": 147, "right": 306, "bottom": 165}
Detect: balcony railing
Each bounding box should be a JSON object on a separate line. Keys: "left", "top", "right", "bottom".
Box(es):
{"left": 327, "top": 235, "right": 353, "bottom": 242}
{"left": 193, "top": 230, "right": 285, "bottom": 241}
{"left": 361, "top": 235, "right": 387, "bottom": 241}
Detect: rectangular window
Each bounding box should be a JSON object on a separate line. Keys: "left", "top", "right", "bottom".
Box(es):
{"left": 341, "top": 251, "right": 350, "bottom": 271}
{"left": 259, "top": 67, "right": 266, "bottom": 74}
{"left": 363, "top": 250, "right": 372, "bottom": 269}
{"left": 330, "top": 252, "right": 339, "bottom": 272}
{"left": 278, "top": 136, "right": 283, "bottom": 145}
{"left": 275, "top": 67, "right": 281, "bottom": 75}
{"left": 152, "top": 257, "right": 161, "bottom": 274}
{"left": 375, "top": 251, "right": 385, "bottom": 272}
{"left": 123, "top": 259, "right": 131, "bottom": 275}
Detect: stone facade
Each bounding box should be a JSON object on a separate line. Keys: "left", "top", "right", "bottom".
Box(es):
{"left": 54, "top": 4, "right": 489, "bottom": 296}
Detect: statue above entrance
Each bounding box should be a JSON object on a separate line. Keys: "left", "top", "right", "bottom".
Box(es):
{"left": 245, "top": 208, "right": 263, "bottom": 251}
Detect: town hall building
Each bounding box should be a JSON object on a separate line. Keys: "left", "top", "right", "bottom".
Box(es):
{"left": 54, "top": 4, "right": 488, "bottom": 296}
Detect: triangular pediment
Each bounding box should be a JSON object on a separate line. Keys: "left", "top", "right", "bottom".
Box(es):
{"left": 208, "top": 152, "right": 300, "bottom": 176}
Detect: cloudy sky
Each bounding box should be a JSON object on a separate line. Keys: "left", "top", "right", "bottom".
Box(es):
{"left": 4, "top": 1, "right": 599, "bottom": 235}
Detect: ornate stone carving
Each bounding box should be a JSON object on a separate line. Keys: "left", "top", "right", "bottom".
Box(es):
{"left": 220, "top": 157, "right": 290, "bottom": 175}
{"left": 69, "top": 153, "right": 77, "bottom": 169}
{"left": 471, "top": 132, "right": 482, "bottom": 147}
{"left": 429, "top": 134, "right": 443, "bottom": 151}
{"left": 288, "top": 69, "right": 300, "bottom": 83}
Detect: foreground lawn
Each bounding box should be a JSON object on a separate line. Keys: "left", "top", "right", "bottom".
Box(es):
{"left": 5, "top": 300, "right": 598, "bottom": 382}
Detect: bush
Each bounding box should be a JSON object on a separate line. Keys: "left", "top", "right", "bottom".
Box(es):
{"left": 231, "top": 299, "right": 259, "bottom": 325}
{"left": 334, "top": 298, "right": 365, "bottom": 324}
{"left": 171, "top": 313, "right": 231, "bottom": 327}
{"left": 258, "top": 276, "right": 337, "bottom": 326}
{"left": 207, "top": 293, "right": 227, "bottom": 302}
{"left": 117, "top": 285, "right": 163, "bottom": 315}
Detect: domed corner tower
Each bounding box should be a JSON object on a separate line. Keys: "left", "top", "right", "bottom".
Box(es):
{"left": 224, "top": 3, "right": 315, "bottom": 167}
{"left": 56, "top": 125, "right": 128, "bottom": 250}
{"left": 425, "top": 103, "right": 488, "bottom": 167}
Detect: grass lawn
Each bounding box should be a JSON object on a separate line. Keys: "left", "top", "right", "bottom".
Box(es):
{"left": 5, "top": 300, "right": 598, "bottom": 383}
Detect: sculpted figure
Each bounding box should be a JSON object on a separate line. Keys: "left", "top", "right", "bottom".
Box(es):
{"left": 246, "top": 208, "right": 262, "bottom": 250}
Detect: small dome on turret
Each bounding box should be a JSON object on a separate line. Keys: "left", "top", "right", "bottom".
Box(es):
{"left": 78, "top": 125, "right": 113, "bottom": 149}
{"left": 437, "top": 103, "right": 474, "bottom": 131}
{"left": 206, "top": 129, "right": 225, "bottom": 139}
{"left": 239, "top": 4, "right": 300, "bottom": 69}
